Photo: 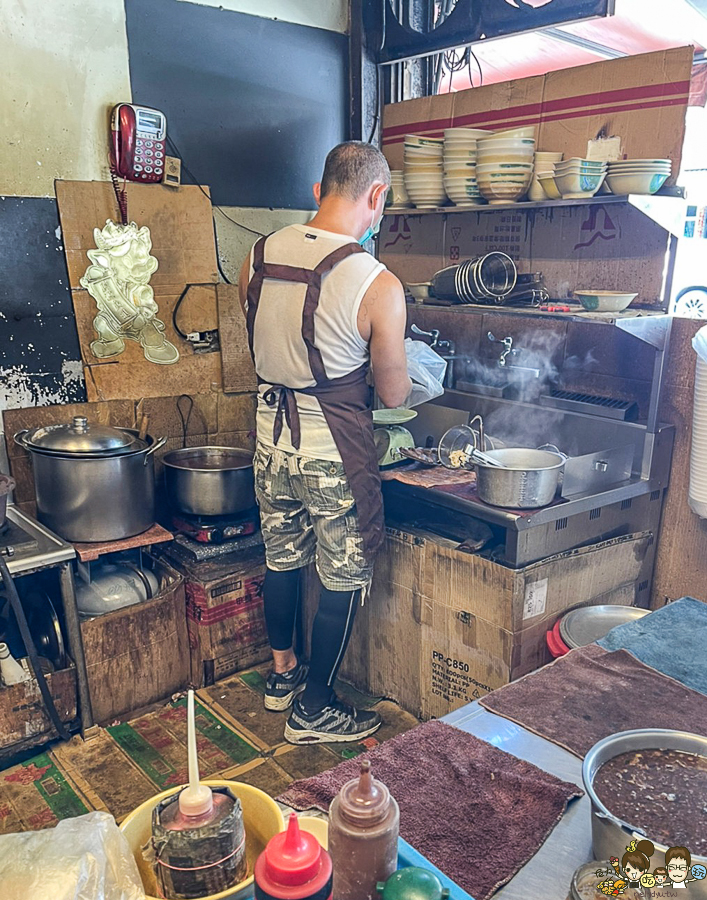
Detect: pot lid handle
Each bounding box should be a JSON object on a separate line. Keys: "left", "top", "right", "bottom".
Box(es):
{"left": 72, "top": 416, "right": 89, "bottom": 433}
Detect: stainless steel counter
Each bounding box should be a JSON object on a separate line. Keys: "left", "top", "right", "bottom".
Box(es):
{"left": 444, "top": 702, "right": 592, "bottom": 899}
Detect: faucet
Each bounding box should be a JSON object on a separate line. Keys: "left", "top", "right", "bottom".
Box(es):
{"left": 487, "top": 332, "right": 519, "bottom": 368}
{"left": 411, "top": 324, "right": 457, "bottom": 389}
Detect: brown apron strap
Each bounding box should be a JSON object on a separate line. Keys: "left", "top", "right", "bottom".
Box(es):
{"left": 302, "top": 243, "right": 365, "bottom": 384}
{"left": 245, "top": 235, "right": 268, "bottom": 361}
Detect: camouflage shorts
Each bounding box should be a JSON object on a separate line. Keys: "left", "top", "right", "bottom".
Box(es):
{"left": 253, "top": 443, "right": 373, "bottom": 591}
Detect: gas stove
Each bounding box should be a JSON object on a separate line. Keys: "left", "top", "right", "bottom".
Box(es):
{"left": 0, "top": 506, "right": 75, "bottom": 575}
{"left": 170, "top": 510, "right": 259, "bottom": 544}
{"left": 167, "top": 510, "right": 262, "bottom": 563}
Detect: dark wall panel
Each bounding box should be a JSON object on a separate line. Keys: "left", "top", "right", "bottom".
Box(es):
{"left": 0, "top": 197, "right": 86, "bottom": 407}
{"left": 124, "top": 0, "right": 348, "bottom": 209}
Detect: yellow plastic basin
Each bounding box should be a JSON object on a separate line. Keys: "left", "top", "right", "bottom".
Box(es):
{"left": 119, "top": 780, "right": 285, "bottom": 900}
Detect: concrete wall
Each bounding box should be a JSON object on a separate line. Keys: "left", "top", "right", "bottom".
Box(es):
{"left": 179, "top": 0, "right": 349, "bottom": 33}
{"left": 0, "top": 0, "right": 132, "bottom": 198}
{"left": 0, "top": 0, "right": 339, "bottom": 446}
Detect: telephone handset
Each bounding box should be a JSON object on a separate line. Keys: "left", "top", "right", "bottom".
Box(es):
{"left": 111, "top": 103, "right": 167, "bottom": 183}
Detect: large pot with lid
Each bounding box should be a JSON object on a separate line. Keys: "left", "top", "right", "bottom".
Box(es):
{"left": 15, "top": 416, "right": 166, "bottom": 542}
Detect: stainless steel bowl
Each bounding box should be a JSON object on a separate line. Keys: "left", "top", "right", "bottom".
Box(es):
{"left": 163, "top": 447, "right": 255, "bottom": 517}
{"left": 583, "top": 729, "right": 707, "bottom": 899}
{"left": 475, "top": 448, "right": 565, "bottom": 508}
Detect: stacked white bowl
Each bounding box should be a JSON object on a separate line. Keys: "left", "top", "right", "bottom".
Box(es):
{"left": 528, "top": 151, "right": 563, "bottom": 201}
{"left": 403, "top": 135, "right": 446, "bottom": 209}
{"left": 388, "top": 170, "right": 411, "bottom": 208}
{"left": 605, "top": 159, "right": 672, "bottom": 196}
{"left": 476, "top": 127, "right": 536, "bottom": 205}
{"left": 552, "top": 158, "right": 607, "bottom": 199}
{"left": 442, "top": 127, "right": 493, "bottom": 207}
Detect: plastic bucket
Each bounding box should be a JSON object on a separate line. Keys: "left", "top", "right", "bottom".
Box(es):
{"left": 120, "top": 780, "right": 285, "bottom": 900}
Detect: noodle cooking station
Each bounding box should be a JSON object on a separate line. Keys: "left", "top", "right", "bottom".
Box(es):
{"left": 385, "top": 316, "right": 674, "bottom": 599}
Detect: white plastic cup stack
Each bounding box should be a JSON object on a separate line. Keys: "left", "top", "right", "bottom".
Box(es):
{"left": 689, "top": 326, "right": 707, "bottom": 517}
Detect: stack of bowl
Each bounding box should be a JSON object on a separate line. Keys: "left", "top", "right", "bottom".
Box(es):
{"left": 387, "top": 170, "right": 411, "bottom": 208}
{"left": 476, "top": 128, "right": 536, "bottom": 205}
{"left": 552, "top": 158, "right": 607, "bottom": 200}
{"left": 605, "top": 158, "right": 672, "bottom": 196}
{"left": 528, "top": 151, "right": 563, "bottom": 201}
{"left": 403, "top": 135, "right": 446, "bottom": 208}
{"left": 442, "top": 127, "right": 493, "bottom": 207}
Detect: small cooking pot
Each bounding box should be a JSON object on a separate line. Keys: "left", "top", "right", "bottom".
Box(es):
{"left": 163, "top": 446, "right": 255, "bottom": 517}
{"left": 475, "top": 447, "right": 565, "bottom": 508}
{"left": 15, "top": 416, "right": 166, "bottom": 542}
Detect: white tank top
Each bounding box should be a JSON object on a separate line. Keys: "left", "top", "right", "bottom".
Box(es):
{"left": 248, "top": 224, "right": 386, "bottom": 461}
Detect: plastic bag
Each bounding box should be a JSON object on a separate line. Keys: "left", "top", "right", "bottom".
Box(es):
{"left": 0, "top": 811, "right": 145, "bottom": 900}
{"left": 402, "top": 339, "right": 447, "bottom": 408}
{"left": 693, "top": 324, "right": 707, "bottom": 362}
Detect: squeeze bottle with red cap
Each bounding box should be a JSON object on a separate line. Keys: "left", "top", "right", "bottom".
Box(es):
{"left": 254, "top": 813, "right": 333, "bottom": 900}
{"left": 328, "top": 760, "right": 400, "bottom": 900}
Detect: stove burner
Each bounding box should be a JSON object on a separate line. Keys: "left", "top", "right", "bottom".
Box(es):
{"left": 0, "top": 520, "right": 40, "bottom": 557}
{"left": 171, "top": 510, "right": 259, "bottom": 544}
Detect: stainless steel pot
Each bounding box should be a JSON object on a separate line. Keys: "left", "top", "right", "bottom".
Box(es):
{"left": 475, "top": 448, "right": 565, "bottom": 508}
{"left": 15, "top": 417, "right": 166, "bottom": 543}
{"left": 583, "top": 729, "right": 707, "bottom": 899}
{"left": 163, "top": 447, "right": 255, "bottom": 517}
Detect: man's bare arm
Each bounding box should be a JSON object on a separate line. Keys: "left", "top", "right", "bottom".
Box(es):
{"left": 360, "top": 270, "right": 412, "bottom": 408}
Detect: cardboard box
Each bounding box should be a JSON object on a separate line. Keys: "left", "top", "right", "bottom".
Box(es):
{"left": 165, "top": 544, "right": 270, "bottom": 687}
{"left": 80, "top": 556, "right": 189, "bottom": 723}
{"left": 55, "top": 180, "right": 222, "bottom": 401}
{"left": 382, "top": 47, "right": 692, "bottom": 175}
{"left": 339, "top": 526, "right": 651, "bottom": 720}
{"left": 0, "top": 661, "right": 77, "bottom": 757}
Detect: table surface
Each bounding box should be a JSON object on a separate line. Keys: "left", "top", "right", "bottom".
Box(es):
{"left": 444, "top": 701, "right": 592, "bottom": 900}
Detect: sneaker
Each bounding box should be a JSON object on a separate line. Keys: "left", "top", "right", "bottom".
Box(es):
{"left": 284, "top": 697, "right": 381, "bottom": 745}
{"left": 263, "top": 662, "right": 308, "bottom": 711}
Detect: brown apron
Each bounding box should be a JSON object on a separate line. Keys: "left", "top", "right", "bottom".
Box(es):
{"left": 245, "top": 235, "right": 384, "bottom": 562}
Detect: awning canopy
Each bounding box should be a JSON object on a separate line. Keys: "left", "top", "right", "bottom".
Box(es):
{"left": 445, "top": 0, "right": 707, "bottom": 91}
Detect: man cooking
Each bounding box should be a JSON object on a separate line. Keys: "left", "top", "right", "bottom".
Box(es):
{"left": 238, "top": 141, "right": 411, "bottom": 744}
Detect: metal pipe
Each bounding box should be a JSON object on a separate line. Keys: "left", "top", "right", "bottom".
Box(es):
{"left": 59, "top": 562, "right": 94, "bottom": 733}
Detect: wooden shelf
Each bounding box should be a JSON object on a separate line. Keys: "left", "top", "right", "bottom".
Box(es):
{"left": 386, "top": 193, "right": 686, "bottom": 236}
{"left": 73, "top": 523, "right": 174, "bottom": 562}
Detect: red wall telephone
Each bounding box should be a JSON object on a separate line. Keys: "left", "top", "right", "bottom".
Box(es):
{"left": 110, "top": 103, "right": 168, "bottom": 183}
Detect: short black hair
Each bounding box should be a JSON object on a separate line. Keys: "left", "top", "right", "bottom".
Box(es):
{"left": 320, "top": 142, "right": 391, "bottom": 201}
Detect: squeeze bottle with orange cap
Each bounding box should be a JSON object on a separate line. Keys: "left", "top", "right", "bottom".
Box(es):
{"left": 328, "top": 760, "right": 400, "bottom": 900}
{"left": 254, "top": 812, "right": 333, "bottom": 900}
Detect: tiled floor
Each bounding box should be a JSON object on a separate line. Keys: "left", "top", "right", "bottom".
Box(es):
{"left": 0, "top": 664, "right": 419, "bottom": 834}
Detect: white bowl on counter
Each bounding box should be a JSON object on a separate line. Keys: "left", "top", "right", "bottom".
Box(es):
{"left": 537, "top": 172, "right": 562, "bottom": 200}
{"left": 444, "top": 127, "right": 495, "bottom": 139}
{"left": 495, "top": 125, "right": 537, "bottom": 139}
{"left": 405, "top": 134, "right": 444, "bottom": 147}
{"left": 574, "top": 290, "right": 638, "bottom": 312}
{"left": 554, "top": 170, "right": 606, "bottom": 199}
{"left": 605, "top": 171, "right": 669, "bottom": 195}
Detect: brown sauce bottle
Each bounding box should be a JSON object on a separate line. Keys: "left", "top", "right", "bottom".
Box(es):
{"left": 328, "top": 760, "right": 400, "bottom": 900}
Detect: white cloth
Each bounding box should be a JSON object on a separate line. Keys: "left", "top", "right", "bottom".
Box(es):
{"left": 248, "top": 224, "right": 385, "bottom": 460}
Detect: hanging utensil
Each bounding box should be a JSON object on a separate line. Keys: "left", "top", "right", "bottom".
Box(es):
{"left": 176, "top": 394, "right": 194, "bottom": 449}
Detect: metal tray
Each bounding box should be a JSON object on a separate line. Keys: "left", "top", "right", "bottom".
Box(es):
{"left": 559, "top": 604, "right": 650, "bottom": 649}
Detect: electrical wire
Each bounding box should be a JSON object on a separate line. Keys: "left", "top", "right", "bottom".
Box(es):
{"left": 165, "top": 135, "right": 267, "bottom": 239}
{"left": 368, "top": 63, "right": 381, "bottom": 144}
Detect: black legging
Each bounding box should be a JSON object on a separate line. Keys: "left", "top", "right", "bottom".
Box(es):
{"left": 263, "top": 567, "right": 360, "bottom": 711}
